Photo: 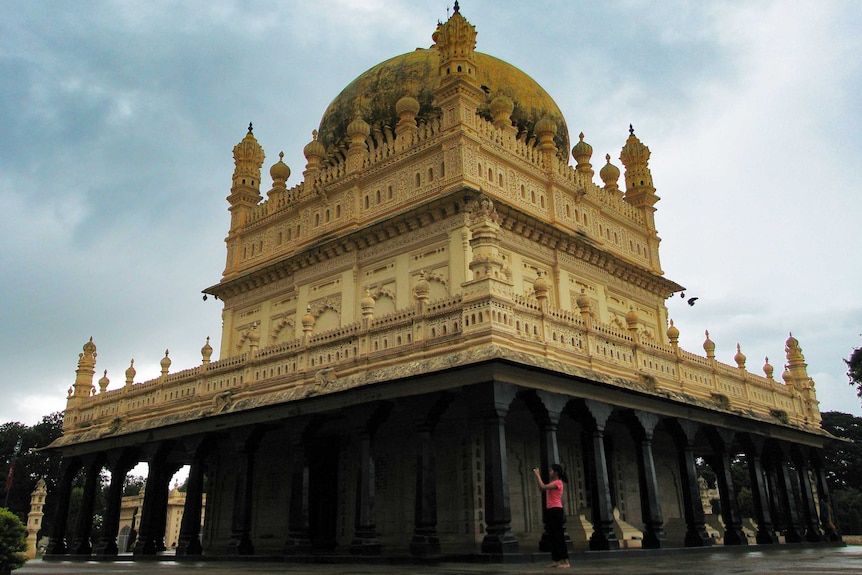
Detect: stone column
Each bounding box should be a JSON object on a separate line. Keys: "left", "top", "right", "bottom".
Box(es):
{"left": 742, "top": 437, "right": 778, "bottom": 544}
{"left": 94, "top": 450, "right": 137, "bottom": 556}
{"left": 134, "top": 445, "right": 172, "bottom": 556}
{"left": 350, "top": 403, "right": 391, "bottom": 555}
{"left": 708, "top": 430, "right": 746, "bottom": 545}
{"left": 411, "top": 423, "right": 439, "bottom": 556}
{"left": 227, "top": 430, "right": 262, "bottom": 555}
{"left": 350, "top": 428, "right": 379, "bottom": 554}
{"left": 812, "top": 452, "right": 841, "bottom": 541}
{"left": 791, "top": 448, "right": 824, "bottom": 542}
{"left": 630, "top": 411, "right": 666, "bottom": 548}
{"left": 584, "top": 400, "right": 619, "bottom": 551}
{"left": 479, "top": 382, "right": 518, "bottom": 554}
{"left": 672, "top": 421, "right": 712, "bottom": 547}
{"left": 152, "top": 467, "right": 174, "bottom": 552}
{"left": 45, "top": 458, "right": 81, "bottom": 555}
{"left": 283, "top": 437, "right": 312, "bottom": 554}
{"left": 774, "top": 445, "right": 804, "bottom": 543}
{"left": 70, "top": 456, "right": 102, "bottom": 556}
{"left": 410, "top": 393, "right": 453, "bottom": 557}
{"left": 533, "top": 391, "right": 572, "bottom": 554}
{"left": 176, "top": 440, "right": 207, "bottom": 556}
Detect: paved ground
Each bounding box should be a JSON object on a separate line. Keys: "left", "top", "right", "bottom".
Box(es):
{"left": 15, "top": 545, "right": 862, "bottom": 575}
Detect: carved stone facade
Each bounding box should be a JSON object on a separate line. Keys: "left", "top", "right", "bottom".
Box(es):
{"left": 44, "top": 5, "right": 838, "bottom": 564}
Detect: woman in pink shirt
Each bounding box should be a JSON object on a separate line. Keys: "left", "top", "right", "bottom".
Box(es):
{"left": 532, "top": 464, "right": 570, "bottom": 568}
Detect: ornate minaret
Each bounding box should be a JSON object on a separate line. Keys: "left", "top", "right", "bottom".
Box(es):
{"left": 26, "top": 478, "right": 47, "bottom": 558}
{"left": 65, "top": 338, "right": 97, "bottom": 424}
{"left": 784, "top": 333, "right": 820, "bottom": 425}
{"left": 432, "top": 2, "right": 485, "bottom": 130}
{"left": 224, "top": 123, "right": 265, "bottom": 277}
{"left": 619, "top": 125, "right": 662, "bottom": 273}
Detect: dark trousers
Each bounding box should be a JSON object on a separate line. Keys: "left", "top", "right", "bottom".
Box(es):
{"left": 545, "top": 506, "right": 568, "bottom": 561}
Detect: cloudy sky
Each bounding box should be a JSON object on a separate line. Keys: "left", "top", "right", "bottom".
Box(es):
{"left": 1, "top": 0, "right": 860, "bottom": 427}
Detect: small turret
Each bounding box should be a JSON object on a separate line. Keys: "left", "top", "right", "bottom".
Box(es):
{"left": 201, "top": 337, "right": 213, "bottom": 365}
{"left": 395, "top": 95, "right": 421, "bottom": 146}
{"left": 303, "top": 130, "right": 326, "bottom": 179}
{"left": 160, "top": 349, "right": 172, "bottom": 378}
{"left": 703, "top": 330, "right": 715, "bottom": 360}
{"left": 267, "top": 151, "right": 291, "bottom": 200}
{"left": 600, "top": 154, "right": 621, "bottom": 194}
{"left": 572, "top": 132, "right": 594, "bottom": 179}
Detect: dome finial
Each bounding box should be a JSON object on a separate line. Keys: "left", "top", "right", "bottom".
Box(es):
{"left": 454, "top": 0, "right": 460, "bottom": 14}
{"left": 629, "top": 123, "right": 634, "bottom": 136}
{"left": 248, "top": 122, "right": 253, "bottom": 134}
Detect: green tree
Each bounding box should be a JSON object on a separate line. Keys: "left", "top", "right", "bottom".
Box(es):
{"left": 122, "top": 475, "right": 146, "bottom": 497}
{"left": 819, "top": 411, "right": 862, "bottom": 491}
{"left": 0, "top": 507, "right": 27, "bottom": 571}
{"left": 847, "top": 342, "right": 862, "bottom": 404}
{"left": 820, "top": 411, "right": 862, "bottom": 534}
{"left": 0, "top": 413, "right": 64, "bottom": 534}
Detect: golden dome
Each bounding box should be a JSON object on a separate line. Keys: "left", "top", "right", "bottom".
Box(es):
{"left": 317, "top": 48, "right": 569, "bottom": 152}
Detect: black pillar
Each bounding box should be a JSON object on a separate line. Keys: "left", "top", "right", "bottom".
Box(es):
{"left": 533, "top": 391, "right": 572, "bottom": 555}
{"left": 584, "top": 400, "right": 619, "bottom": 551}
{"left": 479, "top": 381, "right": 518, "bottom": 554}
{"left": 630, "top": 411, "right": 666, "bottom": 548}
{"left": 774, "top": 445, "right": 804, "bottom": 543}
{"left": 283, "top": 437, "right": 312, "bottom": 554}
{"left": 45, "top": 458, "right": 80, "bottom": 555}
{"left": 176, "top": 441, "right": 207, "bottom": 556}
{"left": 811, "top": 452, "right": 841, "bottom": 542}
{"left": 673, "top": 421, "right": 712, "bottom": 547}
{"left": 742, "top": 436, "right": 778, "bottom": 544}
{"left": 70, "top": 456, "right": 102, "bottom": 556}
{"left": 409, "top": 392, "right": 452, "bottom": 557}
{"left": 791, "top": 448, "right": 824, "bottom": 542}
{"left": 410, "top": 423, "right": 439, "bottom": 556}
{"left": 349, "top": 402, "right": 391, "bottom": 555}
{"left": 350, "top": 428, "right": 380, "bottom": 555}
{"left": 226, "top": 430, "right": 261, "bottom": 556}
{"left": 708, "top": 430, "right": 746, "bottom": 545}
{"left": 133, "top": 445, "right": 172, "bottom": 556}
{"left": 94, "top": 451, "right": 137, "bottom": 556}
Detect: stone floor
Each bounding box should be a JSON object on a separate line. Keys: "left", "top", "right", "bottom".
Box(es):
{"left": 17, "top": 544, "right": 862, "bottom": 574}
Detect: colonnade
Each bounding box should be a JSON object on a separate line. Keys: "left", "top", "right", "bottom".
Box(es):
{"left": 44, "top": 381, "right": 840, "bottom": 559}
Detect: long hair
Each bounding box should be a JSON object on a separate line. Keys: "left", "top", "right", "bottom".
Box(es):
{"left": 551, "top": 463, "right": 568, "bottom": 483}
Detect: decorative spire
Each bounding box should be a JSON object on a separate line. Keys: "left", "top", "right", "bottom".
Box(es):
{"left": 703, "top": 330, "right": 715, "bottom": 359}
{"left": 600, "top": 153, "right": 621, "bottom": 193}
{"left": 667, "top": 319, "right": 680, "bottom": 351}
{"left": 734, "top": 343, "right": 747, "bottom": 369}
{"left": 269, "top": 151, "right": 291, "bottom": 190}
{"left": 432, "top": 1, "right": 478, "bottom": 85}
{"left": 98, "top": 370, "right": 110, "bottom": 394}
{"left": 572, "top": 132, "right": 594, "bottom": 177}
{"left": 763, "top": 356, "right": 774, "bottom": 380}
{"left": 231, "top": 125, "right": 265, "bottom": 190}
{"left": 160, "top": 349, "right": 172, "bottom": 377}
{"left": 201, "top": 337, "right": 213, "bottom": 364}
{"left": 125, "top": 359, "right": 136, "bottom": 386}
